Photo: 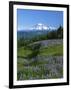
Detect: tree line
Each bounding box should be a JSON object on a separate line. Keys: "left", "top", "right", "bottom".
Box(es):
{"left": 47, "top": 26, "right": 63, "bottom": 39}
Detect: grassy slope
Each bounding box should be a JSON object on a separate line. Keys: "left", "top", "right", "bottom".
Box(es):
{"left": 18, "top": 44, "right": 63, "bottom": 57}
{"left": 17, "top": 44, "right": 63, "bottom": 80}
{"left": 39, "top": 44, "right": 63, "bottom": 56}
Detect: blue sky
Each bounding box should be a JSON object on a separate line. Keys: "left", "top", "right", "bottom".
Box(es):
{"left": 17, "top": 9, "right": 63, "bottom": 30}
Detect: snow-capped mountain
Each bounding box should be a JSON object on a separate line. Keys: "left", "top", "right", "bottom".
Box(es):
{"left": 33, "top": 23, "right": 49, "bottom": 30}
{"left": 30, "top": 23, "right": 56, "bottom": 31}
{"left": 18, "top": 23, "right": 57, "bottom": 39}
{"left": 21, "top": 23, "right": 57, "bottom": 31}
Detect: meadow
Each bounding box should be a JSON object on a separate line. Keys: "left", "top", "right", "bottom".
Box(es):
{"left": 17, "top": 40, "right": 63, "bottom": 80}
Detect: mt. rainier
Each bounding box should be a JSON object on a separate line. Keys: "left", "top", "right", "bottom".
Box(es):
{"left": 33, "top": 23, "right": 49, "bottom": 30}
{"left": 30, "top": 23, "right": 56, "bottom": 31}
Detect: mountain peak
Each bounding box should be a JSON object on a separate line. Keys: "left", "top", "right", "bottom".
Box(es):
{"left": 21, "top": 23, "right": 57, "bottom": 31}
{"left": 33, "top": 23, "right": 48, "bottom": 30}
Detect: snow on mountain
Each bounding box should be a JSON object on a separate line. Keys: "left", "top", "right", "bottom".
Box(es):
{"left": 22, "top": 23, "right": 57, "bottom": 31}
{"left": 30, "top": 23, "right": 56, "bottom": 31}
{"left": 33, "top": 23, "right": 49, "bottom": 30}
{"left": 49, "top": 26, "right": 56, "bottom": 30}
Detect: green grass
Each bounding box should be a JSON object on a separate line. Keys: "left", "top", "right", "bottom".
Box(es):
{"left": 18, "top": 47, "right": 32, "bottom": 57}
{"left": 17, "top": 44, "right": 63, "bottom": 80}
{"left": 18, "top": 44, "right": 63, "bottom": 57}
{"left": 39, "top": 44, "right": 63, "bottom": 56}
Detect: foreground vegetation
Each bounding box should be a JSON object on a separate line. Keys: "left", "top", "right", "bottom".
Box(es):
{"left": 17, "top": 42, "right": 63, "bottom": 80}
{"left": 18, "top": 44, "right": 63, "bottom": 57}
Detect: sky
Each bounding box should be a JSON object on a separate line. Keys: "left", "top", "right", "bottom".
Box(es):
{"left": 17, "top": 9, "right": 63, "bottom": 31}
